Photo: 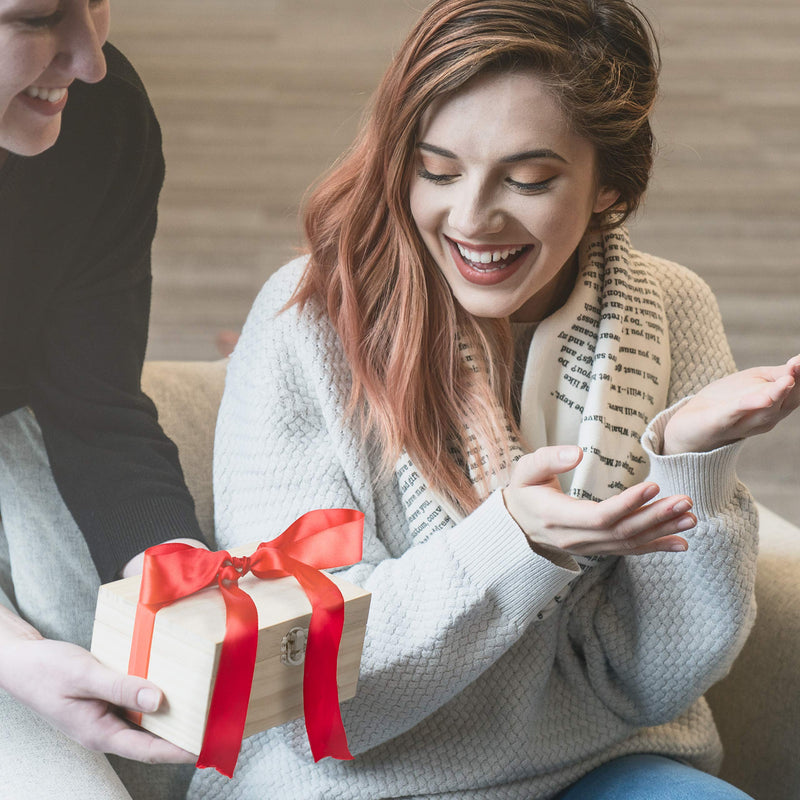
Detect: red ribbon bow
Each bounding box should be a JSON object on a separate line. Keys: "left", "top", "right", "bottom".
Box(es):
{"left": 127, "top": 508, "right": 365, "bottom": 777}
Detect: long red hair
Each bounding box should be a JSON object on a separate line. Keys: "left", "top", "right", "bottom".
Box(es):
{"left": 289, "top": 0, "right": 659, "bottom": 512}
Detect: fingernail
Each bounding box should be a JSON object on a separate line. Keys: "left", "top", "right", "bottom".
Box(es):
{"left": 643, "top": 484, "right": 659, "bottom": 501}
{"left": 137, "top": 688, "right": 160, "bottom": 712}
{"left": 668, "top": 542, "right": 688, "bottom": 552}
{"left": 672, "top": 499, "right": 692, "bottom": 514}
{"left": 676, "top": 515, "right": 696, "bottom": 531}
{"left": 559, "top": 447, "right": 579, "bottom": 464}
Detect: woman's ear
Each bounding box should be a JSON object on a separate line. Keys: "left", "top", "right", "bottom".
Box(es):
{"left": 593, "top": 186, "right": 621, "bottom": 214}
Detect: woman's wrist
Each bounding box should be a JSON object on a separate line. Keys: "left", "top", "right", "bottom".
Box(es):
{"left": 645, "top": 397, "right": 699, "bottom": 456}
{"left": 661, "top": 417, "right": 701, "bottom": 455}
{"left": 662, "top": 415, "right": 741, "bottom": 456}
{"left": 0, "top": 604, "right": 42, "bottom": 646}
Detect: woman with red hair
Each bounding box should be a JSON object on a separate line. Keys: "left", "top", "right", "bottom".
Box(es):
{"left": 194, "top": 1, "right": 798, "bottom": 797}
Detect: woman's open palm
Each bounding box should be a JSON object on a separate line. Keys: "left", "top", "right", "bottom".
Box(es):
{"left": 663, "top": 355, "right": 800, "bottom": 455}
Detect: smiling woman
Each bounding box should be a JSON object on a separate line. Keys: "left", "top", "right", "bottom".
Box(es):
{"left": 190, "top": 1, "right": 798, "bottom": 798}
{"left": 0, "top": 0, "right": 108, "bottom": 157}
{"left": 0, "top": 1, "right": 207, "bottom": 799}
{"left": 410, "top": 70, "right": 619, "bottom": 323}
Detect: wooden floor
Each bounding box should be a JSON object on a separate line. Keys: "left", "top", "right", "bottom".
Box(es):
{"left": 111, "top": 0, "right": 800, "bottom": 521}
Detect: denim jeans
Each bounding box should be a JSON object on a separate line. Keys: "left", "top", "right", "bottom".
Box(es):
{"left": 556, "top": 755, "right": 753, "bottom": 800}
{"left": 0, "top": 408, "right": 99, "bottom": 644}
{"left": 0, "top": 408, "right": 192, "bottom": 800}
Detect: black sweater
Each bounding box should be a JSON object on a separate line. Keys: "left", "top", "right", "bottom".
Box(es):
{"left": 0, "top": 44, "right": 206, "bottom": 582}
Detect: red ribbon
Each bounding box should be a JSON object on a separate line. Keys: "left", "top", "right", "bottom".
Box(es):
{"left": 126, "top": 509, "right": 365, "bottom": 778}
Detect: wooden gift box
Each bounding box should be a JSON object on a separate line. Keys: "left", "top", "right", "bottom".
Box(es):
{"left": 90, "top": 543, "right": 371, "bottom": 755}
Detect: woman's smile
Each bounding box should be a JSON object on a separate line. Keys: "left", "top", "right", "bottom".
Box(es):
{"left": 16, "top": 85, "right": 70, "bottom": 116}
{"left": 446, "top": 236, "right": 533, "bottom": 286}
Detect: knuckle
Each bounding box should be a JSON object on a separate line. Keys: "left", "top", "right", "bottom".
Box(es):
{"left": 61, "top": 657, "right": 87, "bottom": 687}
{"left": 610, "top": 526, "right": 636, "bottom": 550}
{"left": 141, "top": 739, "right": 162, "bottom": 764}
{"left": 594, "top": 507, "right": 616, "bottom": 530}
{"left": 510, "top": 452, "right": 537, "bottom": 485}
{"left": 555, "top": 534, "right": 575, "bottom": 551}
{"left": 79, "top": 732, "right": 103, "bottom": 752}
{"left": 108, "top": 675, "right": 128, "bottom": 708}
{"left": 656, "top": 504, "right": 674, "bottom": 523}
{"left": 557, "top": 532, "right": 586, "bottom": 553}
{"left": 539, "top": 516, "right": 556, "bottom": 532}
{"left": 619, "top": 539, "right": 637, "bottom": 555}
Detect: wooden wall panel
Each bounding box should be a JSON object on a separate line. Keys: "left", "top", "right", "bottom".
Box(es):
{"left": 111, "top": 0, "right": 800, "bottom": 521}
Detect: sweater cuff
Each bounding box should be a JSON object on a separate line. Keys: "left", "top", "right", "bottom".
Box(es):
{"left": 642, "top": 401, "right": 744, "bottom": 519}
{"left": 86, "top": 495, "right": 207, "bottom": 583}
{"left": 448, "top": 490, "right": 580, "bottom": 628}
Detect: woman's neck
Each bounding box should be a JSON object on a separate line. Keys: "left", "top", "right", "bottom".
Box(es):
{"left": 511, "top": 251, "right": 579, "bottom": 324}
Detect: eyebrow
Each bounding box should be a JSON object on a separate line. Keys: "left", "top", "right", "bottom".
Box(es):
{"left": 0, "top": 5, "right": 49, "bottom": 22}
{"left": 418, "top": 142, "right": 568, "bottom": 164}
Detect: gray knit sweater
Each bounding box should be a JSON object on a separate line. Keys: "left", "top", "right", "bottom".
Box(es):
{"left": 189, "top": 251, "right": 757, "bottom": 800}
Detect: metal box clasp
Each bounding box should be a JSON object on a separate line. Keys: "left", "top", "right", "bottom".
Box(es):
{"left": 281, "top": 626, "right": 308, "bottom": 666}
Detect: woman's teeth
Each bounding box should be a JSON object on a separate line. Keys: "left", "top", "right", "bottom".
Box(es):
{"left": 456, "top": 242, "right": 526, "bottom": 267}
{"left": 24, "top": 86, "right": 67, "bottom": 103}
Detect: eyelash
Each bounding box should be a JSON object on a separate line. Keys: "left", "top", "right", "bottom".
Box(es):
{"left": 21, "top": 0, "right": 104, "bottom": 29}
{"left": 416, "top": 168, "right": 554, "bottom": 194}
{"left": 20, "top": 11, "right": 61, "bottom": 28}
{"left": 416, "top": 168, "right": 456, "bottom": 185}
{"left": 507, "top": 177, "right": 555, "bottom": 194}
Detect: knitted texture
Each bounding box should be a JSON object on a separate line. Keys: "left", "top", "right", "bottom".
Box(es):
{"left": 189, "top": 248, "right": 756, "bottom": 800}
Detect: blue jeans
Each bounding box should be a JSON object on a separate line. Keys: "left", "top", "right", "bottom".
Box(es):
{"left": 0, "top": 408, "right": 192, "bottom": 800}
{"left": 556, "top": 755, "right": 753, "bottom": 799}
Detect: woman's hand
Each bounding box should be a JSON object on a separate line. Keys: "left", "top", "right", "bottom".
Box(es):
{"left": 663, "top": 354, "right": 800, "bottom": 455}
{"left": 121, "top": 537, "right": 209, "bottom": 578}
{"left": 0, "top": 606, "right": 195, "bottom": 763}
{"left": 502, "top": 446, "right": 695, "bottom": 557}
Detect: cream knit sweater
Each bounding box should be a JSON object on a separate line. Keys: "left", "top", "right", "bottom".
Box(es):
{"left": 189, "top": 250, "right": 757, "bottom": 800}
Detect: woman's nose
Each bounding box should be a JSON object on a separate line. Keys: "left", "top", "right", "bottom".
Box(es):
{"left": 53, "top": 8, "right": 108, "bottom": 85}
{"left": 447, "top": 182, "right": 504, "bottom": 238}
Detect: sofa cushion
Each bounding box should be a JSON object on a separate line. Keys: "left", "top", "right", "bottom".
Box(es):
{"left": 141, "top": 359, "right": 227, "bottom": 544}
{"left": 706, "top": 504, "right": 800, "bottom": 799}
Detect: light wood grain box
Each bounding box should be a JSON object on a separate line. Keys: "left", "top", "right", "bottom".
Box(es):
{"left": 90, "top": 544, "right": 371, "bottom": 755}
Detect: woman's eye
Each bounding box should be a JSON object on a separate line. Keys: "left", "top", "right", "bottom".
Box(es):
{"left": 417, "top": 167, "right": 459, "bottom": 185}
{"left": 507, "top": 176, "right": 555, "bottom": 194}
{"left": 20, "top": 11, "right": 61, "bottom": 28}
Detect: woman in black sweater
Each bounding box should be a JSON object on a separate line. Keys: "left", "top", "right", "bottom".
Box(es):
{"left": 0, "top": 0, "right": 205, "bottom": 796}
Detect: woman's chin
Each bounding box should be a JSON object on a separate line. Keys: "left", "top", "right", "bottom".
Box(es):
{"left": 1, "top": 121, "right": 62, "bottom": 158}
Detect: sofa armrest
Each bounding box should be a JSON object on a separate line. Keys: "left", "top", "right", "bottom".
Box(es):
{"left": 141, "top": 359, "right": 227, "bottom": 545}
{"left": 706, "top": 503, "right": 800, "bottom": 800}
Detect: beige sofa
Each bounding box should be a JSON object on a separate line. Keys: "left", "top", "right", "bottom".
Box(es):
{"left": 141, "top": 359, "right": 800, "bottom": 800}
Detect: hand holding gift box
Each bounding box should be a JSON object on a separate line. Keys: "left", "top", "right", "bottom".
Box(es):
{"left": 90, "top": 509, "right": 371, "bottom": 778}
